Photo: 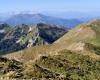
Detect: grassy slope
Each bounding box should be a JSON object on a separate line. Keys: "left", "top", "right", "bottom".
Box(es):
{"left": 89, "top": 21, "right": 100, "bottom": 47}
{"left": 3, "top": 20, "right": 100, "bottom": 62}
{"left": 0, "top": 50, "right": 100, "bottom": 80}
{"left": 34, "top": 50, "right": 100, "bottom": 80}
{"left": 0, "top": 20, "right": 100, "bottom": 79}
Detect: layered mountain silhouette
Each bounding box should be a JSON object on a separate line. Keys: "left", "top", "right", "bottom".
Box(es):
{"left": 4, "top": 13, "right": 83, "bottom": 28}
{"left": 0, "top": 20, "right": 100, "bottom": 79}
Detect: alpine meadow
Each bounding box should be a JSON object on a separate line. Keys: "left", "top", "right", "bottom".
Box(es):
{"left": 0, "top": 0, "right": 100, "bottom": 80}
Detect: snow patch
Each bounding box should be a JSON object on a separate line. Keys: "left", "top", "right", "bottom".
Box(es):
{"left": 27, "top": 39, "right": 33, "bottom": 48}
{"left": 0, "top": 29, "right": 5, "bottom": 33}
{"left": 28, "top": 27, "right": 32, "bottom": 32}
{"left": 16, "top": 39, "right": 22, "bottom": 43}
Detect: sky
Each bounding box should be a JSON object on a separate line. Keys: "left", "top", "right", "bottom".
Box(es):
{"left": 0, "top": 0, "right": 100, "bottom": 18}
{"left": 0, "top": 0, "right": 100, "bottom": 13}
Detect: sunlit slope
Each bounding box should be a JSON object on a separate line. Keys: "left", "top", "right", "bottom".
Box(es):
{"left": 3, "top": 20, "right": 100, "bottom": 62}
{"left": 54, "top": 20, "right": 100, "bottom": 55}
{"left": 1, "top": 50, "right": 100, "bottom": 79}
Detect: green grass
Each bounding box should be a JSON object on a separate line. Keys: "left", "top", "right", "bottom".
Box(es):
{"left": 89, "top": 37, "right": 100, "bottom": 47}
{"left": 0, "top": 50, "right": 100, "bottom": 79}
{"left": 34, "top": 50, "right": 100, "bottom": 80}
{"left": 85, "top": 43, "right": 100, "bottom": 55}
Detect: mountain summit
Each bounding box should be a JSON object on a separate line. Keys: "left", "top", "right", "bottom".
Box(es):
{"left": 4, "top": 13, "right": 82, "bottom": 28}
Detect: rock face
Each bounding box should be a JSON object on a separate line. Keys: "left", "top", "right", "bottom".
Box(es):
{"left": 0, "top": 23, "right": 67, "bottom": 54}
{"left": 0, "top": 20, "right": 100, "bottom": 80}
{"left": 2, "top": 20, "right": 100, "bottom": 60}
{"left": 4, "top": 20, "right": 100, "bottom": 62}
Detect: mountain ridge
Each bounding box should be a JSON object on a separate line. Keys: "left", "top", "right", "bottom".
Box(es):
{"left": 3, "top": 20, "right": 100, "bottom": 62}
{"left": 0, "top": 20, "right": 100, "bottom": 79}
{"left": 0, "top": 23, "right": 67, "bottom": 54}
{"left": 4, "top": 13, "right": 83, "bottom": 28}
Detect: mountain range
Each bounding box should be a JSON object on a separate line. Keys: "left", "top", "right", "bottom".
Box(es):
{"left": 0, "top": 23, "right": 67, "bottom": 54}
{"left": 0, "top": 13, "right": 83, "bottom": 28}
{"left": 0, "top": 19, "right": 99, "bottom": 79}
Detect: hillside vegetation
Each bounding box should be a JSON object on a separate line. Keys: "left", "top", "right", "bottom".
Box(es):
{"left": 0, "top": 50, "right": 100, "bottom": 80}
{"left": 0, "top": 20, "right": 100, "bottom": 79}
{"left": 4, "top": 20, "right": 100, "bottom": 61}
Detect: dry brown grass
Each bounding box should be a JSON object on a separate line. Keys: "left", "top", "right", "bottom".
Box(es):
{"left": 3, "top": 20, "right": 100, "bottom": 62}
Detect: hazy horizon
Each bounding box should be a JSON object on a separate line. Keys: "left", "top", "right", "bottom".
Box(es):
{"left": 0, "top": 0, "right": 100, "bottom": 19}
{"left": 0, "top": 0, "right": 100, "bottom": 12}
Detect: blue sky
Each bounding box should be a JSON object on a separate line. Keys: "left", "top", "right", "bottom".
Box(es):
{"left": 0, "top": 0, "right": 100, "bottom": 13}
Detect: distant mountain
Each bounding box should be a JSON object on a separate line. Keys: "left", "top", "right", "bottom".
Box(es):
{"left": 5, "top": 13, "right": 83, "bottom": 28}
{"left": 0, "top": 21, "right": 2, "bottom": 23}
{"left": 0, "top": 13, "right": 11, "bottom": 21}
{"left": 2, "top": 20, "right": 100, "bottom": 80}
